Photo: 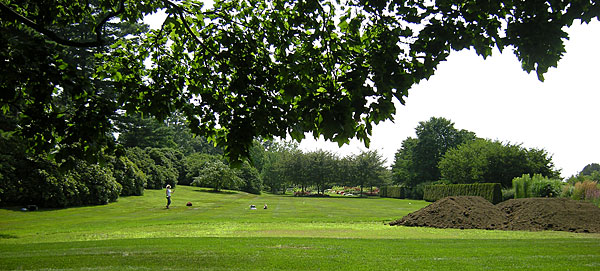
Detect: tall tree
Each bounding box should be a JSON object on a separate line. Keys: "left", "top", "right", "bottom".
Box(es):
{"left": 392, "top": 117, "right": 475, "bottom": 186}
{"left": 350, "top": 150, "right": 388, "bottom": 196}
{"left": 581, "top": 163, "right": 600, "bottom": 176}
{"left": 192, "top": 160, "right": 242, "bottom": 192}
{"left": 2, "top": 0, "right": 597, "bottom": 165}
{"left": 304, "top": 150, "right": 337, "bottom": 194}
{"left": 260, "top": 140, "right": 300, "bottom": 193}
{"left": 391, "top": 137, "right": 418, "bottom": 186}
{"left": 116, "top": 115, "right": 178, "bottom": 149}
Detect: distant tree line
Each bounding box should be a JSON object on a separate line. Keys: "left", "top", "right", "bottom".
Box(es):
{"left": 2, "top": 112, "right": 593, "bottom": 208}
{"left": 259, "top": 145, "right": 389, "bottom": 195}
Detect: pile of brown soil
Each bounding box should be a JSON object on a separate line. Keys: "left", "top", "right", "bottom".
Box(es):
{"left": 390, "top": 196, "right": 600, "bottom": 233}
{"left": 389, "top": 196, "right": 507, "bottom": 230}
{"left": 498, "top": 198, "right": 600, "bottom": 233}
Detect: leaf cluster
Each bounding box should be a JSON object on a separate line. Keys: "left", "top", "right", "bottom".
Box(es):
{"left": 2, "top": 0, "right": 598, "bottom": 166}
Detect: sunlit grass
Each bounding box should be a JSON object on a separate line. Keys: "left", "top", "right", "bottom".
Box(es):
{"left": 1, "top": 186, "right": 599, "bottom": 270}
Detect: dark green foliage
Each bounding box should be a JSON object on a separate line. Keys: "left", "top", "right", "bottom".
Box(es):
{"left": 261, "top": 151, "right": 290, "bottom": 194}
{"left": 0, "top": 129, "right": 121, "bottom": 207}
{"left": 125, "top": 147, "right": 178, "bottom": 189}
{"left": 116, "top": 115, "right": 178, "bottom": 149}
{"left": 530, "top": 179, "right": 563, "bottom": 198}
{"left": 116, "top": 113, "right": 222, "bottom": 156}
{"left": 391, "top": 138, "right": 418, "bottom": 186}
{"left": 412, "top": 117, "right": 477, "bottom": 184}
{"left": 304, "top": 150, "right": 337, "bottom": 195}
{"left": 581, "top": 163, "right": 600, "bottom": 176}
{"left": 392, "top": 117, "right": 475, "bottom": 187}
{"left": 64, "top": 161, "right": 121, "bottom": 205}
{"left": 1, "top": 158, "right": 121, "bottom": 208}
{"left": 349, "top": 150, "right": 389, "bottom": 197}
{"left": 380, "top": 183, "right": 429, "bottom": 200}
{"left": 3, "top": 0, "right": 597, "bottom": 166}
{"left": 109, "top": 156, "right": 146, "bottom": 196}
{"left": 192, "top": 160, "right": 242, "bottom": 192}
{"left": 423, "top": 183, "right": 502, "bottom": 204}
{"left": 237, "top": 162, "right": 263, "bottom": 195}
{"left": 439, "top": 139, "right": 560, "bottom": 188}
{"left": 380, "top": 186, "right": 408, "bottom": 199}
{"left": 182, "top": 153, "right": 223, "bottom": 186}
{"left": 502, "top": 188, "right": 515, "bottom": 202}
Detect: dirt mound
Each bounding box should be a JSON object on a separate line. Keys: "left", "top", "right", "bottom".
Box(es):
{"left": 497, "top": 198, "right": 600, "bottom": 233}
{"left": 391, "top": 196, "right": 600, "bottom": 233}
{"left": 389, "top": 196, "right": 507, "bottom": 230}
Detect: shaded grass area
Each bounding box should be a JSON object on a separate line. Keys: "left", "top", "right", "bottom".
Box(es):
{"left": 1, "top": 186, "right": 599, "bottom": 270}
{"left": 1, "top": 237, "right": 598, "bottom": 270}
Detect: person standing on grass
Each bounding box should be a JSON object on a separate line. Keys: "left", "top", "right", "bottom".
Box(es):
{"left": 165, "top": 184, "right": 173, "bottom": 209}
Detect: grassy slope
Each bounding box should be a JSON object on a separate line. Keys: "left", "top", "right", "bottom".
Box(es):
{"left": 1, "top": 186, "right": 599, "bottom": 270}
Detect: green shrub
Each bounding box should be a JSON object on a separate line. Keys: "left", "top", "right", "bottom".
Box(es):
{"left": 513, "top": 174, "right": 563, "bottom": 198}
{"left": 111, "top": 156, "right": 146, "bottom": 196}
{"left": 560, "top": 184, "right": 574, "bottom": 198}
{"left": 66, "top": 161, "right": 122, "bottom": 205}
{"left": 423, "top": 183, "right": 502, "bottom": 204}
{"left": 530, "top": 177, "right": 563, "bottom": 198}
{"left": 502, "top": 188, "right": 515, "bottom": 202}
{"left": 380, "top": 186, "right": 405, "bottom": 199}
{"left": 237, "top": 162, "right": 262, "bottom": 195}
{"left": 192, "top": 160, "right": 242, "bottom": 191}
{"left": 512, "top": 174, "right": 530, "bottom": 198}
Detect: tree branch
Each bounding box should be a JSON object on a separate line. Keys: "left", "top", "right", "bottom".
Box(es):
{"left": 0, "top": 1, "right": 125, "bottom": 48}
{"left": 163, "top": 0, "right": 217, "bottom": 55}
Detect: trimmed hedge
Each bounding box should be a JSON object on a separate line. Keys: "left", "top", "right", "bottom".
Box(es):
{"left": 380, "top": 186, "right": 408, "bottom": 199}
{"left": 423, "top": 183, "right": 502, "bottom": 204}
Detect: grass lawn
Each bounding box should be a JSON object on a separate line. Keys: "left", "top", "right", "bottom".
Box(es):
{"left": 1, "top": 186, "right": 599, "bottom": 270}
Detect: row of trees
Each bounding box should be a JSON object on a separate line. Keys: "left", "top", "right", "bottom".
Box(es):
{"left": 2, "top": 112, "right": 596, "bottom": 207}
{"left": 0, "top": 112, "right": 391, "bottom": 207}
{"left": 391, "top": 117, "right": 560, "bottom": 197}
{"left": 260, "top": 146, "right": 389, "bottom": 195}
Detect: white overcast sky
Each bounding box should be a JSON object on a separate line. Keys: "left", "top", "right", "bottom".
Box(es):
{"left": 300, "top": 19, "right": 600, "bottom": 178}
{"left": 146, "top": 11, "right": 599, "bottom": 178}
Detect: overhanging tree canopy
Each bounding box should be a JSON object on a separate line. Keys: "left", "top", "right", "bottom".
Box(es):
{"left": 1, "top": 0, "right": 598, "bottom": 164}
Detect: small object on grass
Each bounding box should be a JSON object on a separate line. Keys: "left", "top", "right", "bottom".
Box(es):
{"left": 186, "top": 202, "right": 192, "bottom": 206}
{"left": 263, "top": 204, "right": 268, "bottom": 209}
{"left": 250, "top": 205, "right": 256, "bottom": 210}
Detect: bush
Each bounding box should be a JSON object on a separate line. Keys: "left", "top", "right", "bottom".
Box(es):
{"left": 561, "top": 184, "right": 574, "bottom": 198}
{"left": 66, "top": 161, "right": 122, "bottom": 205}
{"left": 572, "top": 180, "right": 600, "bottom": 201}
{"left": 529, "top": 177, "right": 563, "bottom": 198}
{"left": 110, "top": 156, "right": 146, "bottom": 196}
{"left": 192, "top": 160, "right": 242, "bottom": 191}
{"left": 183, "top": 153, "right": 222, "bottom": 186}
{"left": 380, "top": 186, "right": 408, "bottom": 199}
{"left": 513, "top": 174, "right": 563, "bottom": 198}
{"left": 236, "top": 162, "right": 263, "bottom": 195}
{"left": 502, "top": 188, "right": 515, "bottom": 202}
{"left": 1, "top": 156, "right": 121, "bottom": 208}
{"left": 423, "top": 183, "right": 502, "bottom": 204}
{"left": 126, "top": 147, "right": 179, "bottom": 190}
{"left": 382, "top": 183, "right": 429, "bottom": 200}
